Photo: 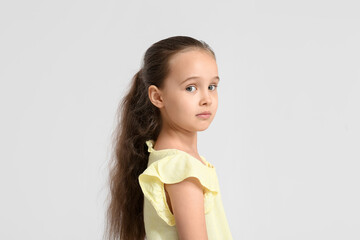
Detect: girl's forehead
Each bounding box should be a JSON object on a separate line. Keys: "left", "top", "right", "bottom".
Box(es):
{"left": 166, "top": 50, "right": 217, "bottom": 79}
{"left": 161, "top": 54, "right": 218, "bottom": 91}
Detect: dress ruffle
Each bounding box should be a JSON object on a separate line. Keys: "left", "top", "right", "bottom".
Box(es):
{"left": 138, "top": 139, "right": 219, "bottom": 226}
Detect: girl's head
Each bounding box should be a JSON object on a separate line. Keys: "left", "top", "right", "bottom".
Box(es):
{"left": 141, "top": 36, "right": 219, "bottom": 133}
{"left": 147, "top": 41, "right": 219, "bottom": 132}
{"left": 105, "top": 36, "right": 218, "bottom": 240}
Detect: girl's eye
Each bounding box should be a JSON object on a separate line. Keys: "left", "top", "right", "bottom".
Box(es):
{"left": 186, "top": 85, "right": 218, "bottom": 92}
{"left": 185, "top": 86, "right": 196, "bottom": 92}
{"left": 209, "top": 84, "right": 218, "bottom": 91}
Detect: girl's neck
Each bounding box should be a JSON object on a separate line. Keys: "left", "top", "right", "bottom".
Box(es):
{"left": 154, "top": 128, "right": 198, "bottom": 155}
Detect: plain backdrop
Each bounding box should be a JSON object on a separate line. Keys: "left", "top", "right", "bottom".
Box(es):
{"left": 1, "top": 0, "right": 359, "bottom": 239}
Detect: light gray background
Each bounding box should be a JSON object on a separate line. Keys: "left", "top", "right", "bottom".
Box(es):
{"left": 1, "top": 0, "right": 359, "bottom": 239}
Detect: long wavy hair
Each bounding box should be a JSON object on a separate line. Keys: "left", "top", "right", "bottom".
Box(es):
{"left": 104, "top": 36, "right": 215, "bottom": 240}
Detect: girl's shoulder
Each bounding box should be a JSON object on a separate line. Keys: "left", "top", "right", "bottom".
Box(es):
{"left": 139, "top": 140, "right": 221, "bottom": 226}
{"left": 145, "top": 139, "right": 215, "bottom": 169}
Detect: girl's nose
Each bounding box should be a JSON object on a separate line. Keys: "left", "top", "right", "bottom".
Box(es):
{"left": 199, "top": 89, "right": 212, "bottom": 106}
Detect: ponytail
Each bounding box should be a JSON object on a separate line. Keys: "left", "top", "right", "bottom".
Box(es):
{"left": 104, "top": 69, "right": 161, "bottom": 240}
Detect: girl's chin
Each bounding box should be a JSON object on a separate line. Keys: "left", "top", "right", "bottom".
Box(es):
{"left": 196, "top": 124, "right": 211, "bottom": 132}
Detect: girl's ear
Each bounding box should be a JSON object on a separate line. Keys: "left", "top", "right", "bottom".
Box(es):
{"left": 148, "top": 85, "right": 164, "bottom": 108}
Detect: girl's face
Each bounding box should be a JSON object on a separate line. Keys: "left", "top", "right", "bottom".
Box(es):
{"left": 153, "top": 49, "right": 219, "bottom": 132}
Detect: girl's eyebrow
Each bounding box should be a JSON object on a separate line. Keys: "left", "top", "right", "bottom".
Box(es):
{"left": 179, "top": 76, "right": 220, "bottom": 85}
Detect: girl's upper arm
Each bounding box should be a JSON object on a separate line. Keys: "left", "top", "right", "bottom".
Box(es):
{"left": 164, "top": 177, "right": 208, "bottom": 240}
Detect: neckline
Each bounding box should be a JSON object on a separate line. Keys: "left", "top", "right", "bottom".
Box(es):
{"left": 146, "top": 139, "right": 215, "bottom": 169}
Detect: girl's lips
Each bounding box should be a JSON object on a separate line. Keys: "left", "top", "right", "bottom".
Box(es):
{"left": 196, "top": 113, "right": 211, "bottom": 119}
{"left": 196, "top": 111, "right": 211, "bottom": 115}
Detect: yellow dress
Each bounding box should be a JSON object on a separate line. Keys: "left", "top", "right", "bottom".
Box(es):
{"left": 138, "top": 140, "right": 233, "bottom": 240}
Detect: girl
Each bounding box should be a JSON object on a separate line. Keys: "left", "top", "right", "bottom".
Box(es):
{"left": 105, "top": 36, "right": 233, "bottom": 240}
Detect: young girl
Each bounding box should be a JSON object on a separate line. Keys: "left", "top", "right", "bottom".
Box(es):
{"left": 105, "top": 36, "right": 233, "bottom": 240}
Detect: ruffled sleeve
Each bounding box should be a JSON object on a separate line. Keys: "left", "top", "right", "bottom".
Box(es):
{"left": 138, "top": 140, "right": 219, "bottom": 226}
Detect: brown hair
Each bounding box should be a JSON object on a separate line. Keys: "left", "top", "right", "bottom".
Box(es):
{"left": 104, "top": 36, "right": 215, "bottom": 240}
